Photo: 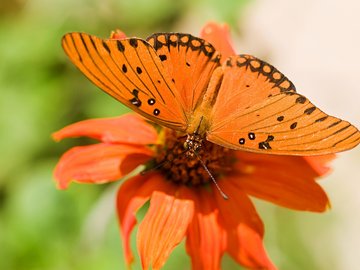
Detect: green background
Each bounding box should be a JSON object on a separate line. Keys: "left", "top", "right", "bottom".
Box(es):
{"left": 1, "top": 0, "right": 359, "bottom": 269}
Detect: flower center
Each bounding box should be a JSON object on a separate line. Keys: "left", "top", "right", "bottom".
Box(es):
{"left": 154, "top": 129, "right": 236, "bottom": 186}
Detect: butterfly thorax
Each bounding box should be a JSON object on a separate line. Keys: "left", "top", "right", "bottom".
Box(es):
{"left": 185, "top": 67, "right": 223, "bottom": 135}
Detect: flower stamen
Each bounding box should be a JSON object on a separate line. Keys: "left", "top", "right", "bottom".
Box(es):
{"left": 154, "top": 129, "right": 235, "bottom": 188}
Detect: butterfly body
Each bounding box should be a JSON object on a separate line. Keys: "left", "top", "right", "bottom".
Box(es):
{"left": 62, "top": 32, "right": 360, "bottom": 156}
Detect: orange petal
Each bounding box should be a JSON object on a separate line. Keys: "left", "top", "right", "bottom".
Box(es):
{"left": 237, "top": 173, "right": 329, "bottom": 212}
{"left": 54, "top": 143, "right": 152, "bottom": 189}
{"left": 185, "top": 188, "right": 225, "bottom": 270}
{"left": 303, "top": 154, "right": 336, "bottom": 177}
{"left": 52, "top": 114, "right": 157, "bottom": 145}
{"left": 214, "top": 180, "right": 276, "bottom": 270}
{"left": 235, "top": 152, "right": 321, "bottom": 180}
{"left": 214, "top": 179, "right": 264, "bottom": 236}
{"left": 110, "top": 29, "right": 127, "bottom": 40}
{"left": 234, "top": 153, "right": 330, "bottom": 212}
{"left": 116, "top": 173, "right": 173, "bottom": 265}
{"left": 200, "top": 22, "right": 236, "bottom": 62}
{"left": 137, "top": 189, "right": 194, "bottom": 270}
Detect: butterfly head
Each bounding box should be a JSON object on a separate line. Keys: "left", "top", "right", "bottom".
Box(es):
{"left": 184, "top": 133, "right": 203, "bottom": 157}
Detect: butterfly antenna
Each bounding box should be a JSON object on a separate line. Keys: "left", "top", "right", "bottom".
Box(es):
{"left": 140, "top": 159, "right": 170, "bottom": 175}
{"left": 194, "top": 151, "right": 229, "bottom": 200}
{"left": 141, "top": 148, "right": 188, "bottom": 175}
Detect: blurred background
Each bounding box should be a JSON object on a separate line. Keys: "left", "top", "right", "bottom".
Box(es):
{"left": 0, "top": 0, "right": 359, "bottom": 269}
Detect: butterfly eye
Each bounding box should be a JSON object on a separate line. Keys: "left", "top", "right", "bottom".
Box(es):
{"left": 183, "top": 141, "right": 189, "bottom": 150}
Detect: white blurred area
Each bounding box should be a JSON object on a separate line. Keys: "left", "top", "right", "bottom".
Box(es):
{"left": 239, "top": 1, "right": 360, "bottom": 269}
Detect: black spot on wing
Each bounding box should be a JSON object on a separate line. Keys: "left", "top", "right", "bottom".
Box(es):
{"left": 296, "top": 96, "right": 307, "bottom": 104}
{"left": 259, "top": 141, "right": 271, "bottom": 150}
{"left": 148, "top": 98, "right": 156, "bottom": 105}
{"left": 153, "top": 108, "right": 160, "bottom": 116}
{"left": 117, "top": 40, "right": 125, "bottom": 52}
{"left": 136, "top": 67, "right": 142, "bottom": 74}
{"left": 304, "top": 106, "right": 316, "bottom": 115}
{"left": 248, "top": 133, "right": 255, "bottom": 140}
{"left": 159, "top": 54, "right": 167, "bottom": 61}
{"left": 122, "top": 64, "right": 127, "bottom": 73}
{"left": 129, "top": 39, "right": 138, "bottom": 48}
{"left": 290, "top": 122, "right": 298, "bottom": 129}
{"left": 129, "top": 89, "right": 142, "bottom": 107}
{"left": 102, "top": 41, "right": 110, "bottom": 53}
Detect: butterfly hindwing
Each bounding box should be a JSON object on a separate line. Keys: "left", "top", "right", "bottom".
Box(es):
{"left": 207, "top": 55, "right": 360, "bottom": 155}
{"left": 146, "top": 33, "right": 221, "bottom": 115}
{"left": 62, "top": 32, "right": 188, "bottom": 131}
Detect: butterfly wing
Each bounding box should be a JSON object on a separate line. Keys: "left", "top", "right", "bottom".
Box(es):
{"left": 62, "top": 32, "right": 188, "bottom": 131}
{"left": 207, "top": 55, "right": 360, "bottom": 155}
{"left": 146, "top": 33, "right": 221, "bottom": 114}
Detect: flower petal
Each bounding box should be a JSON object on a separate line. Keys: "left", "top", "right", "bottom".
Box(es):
{"left": 185, "top": 188, "right": 225, "bottom": 270}
{"left": 52, "top": 114, "right": 158, "bottom": 145}
{"left": 303, "top": 154, "right": 336, "bottom": 177}
{"left": 110, "top": 29, "right": 127, "bottom": 40}
{"left": 137, "top": 188, "right": 194, "bottom": 270}
{"left": 215, "top": 180, "right": 276, "bottom": 270}
{"left": 116, "top": 173, "right": 173, "bottom": 265}
{"left": 234, "top": 152, "right": 330, "bottom": 212}
{"left": 200, "top": 22, "right": 236, "bottom": 62}
{"left": 54, "top": 143, "right": 153, "bottom": 189}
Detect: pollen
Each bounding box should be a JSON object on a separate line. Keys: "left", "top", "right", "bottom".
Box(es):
{"left": 154, "top": 129, "right": 235, "bottom": 186}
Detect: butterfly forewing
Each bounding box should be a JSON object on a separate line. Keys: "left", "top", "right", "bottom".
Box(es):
{"left": 146, "top": 33, "right": 221, "bottom": 114}
{"left": 62, "top": 32, "right": 188, "bottom": 131}
{"left": 207, "top": 55, "right": 360, "bottom": 155}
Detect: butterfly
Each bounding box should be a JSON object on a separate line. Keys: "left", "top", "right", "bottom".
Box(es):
{"left": 61, "top": 32, "right": 360, "bottom": 156}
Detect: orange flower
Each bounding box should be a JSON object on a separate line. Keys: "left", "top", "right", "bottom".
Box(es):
{"left": 53, "top": 23, "right": 335, "bottom": 270}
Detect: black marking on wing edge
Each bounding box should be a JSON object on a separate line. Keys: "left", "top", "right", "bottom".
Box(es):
{"left": 332, "top": 124, "right": 351, "bottom": 135}
{"left": 333, "top": 130, "right": 359, "bottom": 147}
{"left": 315, "top": 116, "right": 328, "bottom": 123}
{"left": 146, "top": 33, "right": 216, "bottom": 58}
{"left": 129, "top": 39, "right": 138, "bottom": 48}
{"left": 304, "top": 106, "right": 316, "bottom": 115}
{"left": 102, "top": 41, "right": 110, "bottom": 53}
{"left": 233, "top": 54, "right": 296, "bottom": 92}
{"left": 328, "top": 120, "right": 342, "bottom": 128}
{"left": 117, "top": 40, "right": 125, "bottom": 52}
{"left": 239, "top": 138, "right": 245, "bottom": 145}
{"left": 296, "top": 96, "right": 307, "bottom": 104}
{"left": 159, "top": 54, "right": 167, "bottom": 61}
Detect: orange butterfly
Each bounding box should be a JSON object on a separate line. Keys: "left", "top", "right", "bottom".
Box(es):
{"left": 62, "top": 32, "right": 360, "bottom": 156}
